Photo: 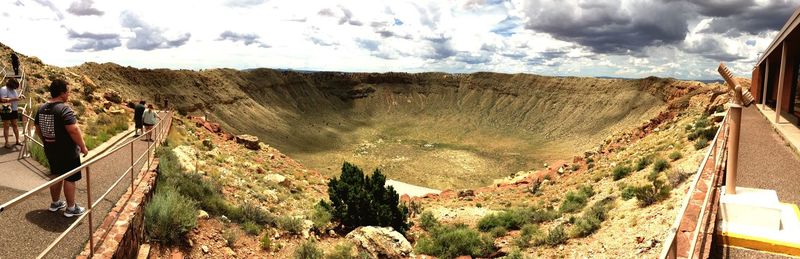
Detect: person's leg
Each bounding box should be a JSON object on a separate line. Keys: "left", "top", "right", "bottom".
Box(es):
{"left": 11, "top": 119, "right": 19, "bottom": 145}
{"left": 63, "top": 180, "right": 76, "bottom": 208}
{"left": 2, "top": 120, "right": 9, "bottom": 146}
{"left": 49, "top": 181, "right": 63, "bottom": 202}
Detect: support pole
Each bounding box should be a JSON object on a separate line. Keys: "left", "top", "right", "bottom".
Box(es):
{"left": 726, "top": 104, "right": 742, "bottom": 195}
{"left": 762, "top": 61, "right": 769, "bottom": 109}
{"left": 776, "top": 42, "right": 788, "bottom": 123}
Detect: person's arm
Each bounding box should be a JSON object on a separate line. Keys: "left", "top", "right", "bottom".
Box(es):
{"left": 65, "top": 124, "right": 88, "bottom": 156}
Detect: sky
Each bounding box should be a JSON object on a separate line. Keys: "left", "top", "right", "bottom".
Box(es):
{"left": 0, "top": 0, "right": 798, "bottom": 80}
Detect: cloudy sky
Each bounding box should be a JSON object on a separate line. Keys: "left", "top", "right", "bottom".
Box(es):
{"left": 0, "top": 0, "right": 798, "bottom": 79}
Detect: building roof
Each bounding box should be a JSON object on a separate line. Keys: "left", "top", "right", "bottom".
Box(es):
{"left": 756, "top": 7, "right": 800, "bottom": 66}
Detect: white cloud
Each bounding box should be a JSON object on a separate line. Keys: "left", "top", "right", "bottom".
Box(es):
{"left": 0, "top": 0, "right": 793, "bottom": 79}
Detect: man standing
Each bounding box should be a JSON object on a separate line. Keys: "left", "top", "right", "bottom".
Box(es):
{"left": 35, "top": 79, "right": 89, "bottom": 217}
{"left": 10, "top": 53, "right": 20, "bottom": 75}
{"left": 134, "top": 100, "right": 145, "bottom": 137}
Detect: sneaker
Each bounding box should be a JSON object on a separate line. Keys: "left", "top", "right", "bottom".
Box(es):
{"left": 48, "top": 200, "right": 67, "bottom": 212}
{"left": 64, "top": 204, "right": 86, "bottom": 217}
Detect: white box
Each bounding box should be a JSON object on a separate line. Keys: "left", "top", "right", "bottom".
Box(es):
{"left": 719, "top": 187, "right": 783, "bottom": 231}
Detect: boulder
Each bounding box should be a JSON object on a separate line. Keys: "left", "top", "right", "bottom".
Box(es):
{"left": 103, "top": 101, "right": 113, "bottom": 109}
{"left": 197, "top": 210, "right": 209, "bottom": 220}
{"left": 457, "top": 190, "right": 475, "bottom": 198}
{"left": 345, "top": 226, "right": 413, "bottom": 259}
{"left": 263, "top": 174, "right": 287, "bottom": 184}
{"left": 103, "top": 91, "right": 123, "bottom": 103}
{"left": 236, "top": 134, "right": 261, "bottom": 150}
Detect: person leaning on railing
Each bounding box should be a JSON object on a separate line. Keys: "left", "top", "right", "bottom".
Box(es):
{"left": 34, "top": 79, "right": 90, "bottom": 217}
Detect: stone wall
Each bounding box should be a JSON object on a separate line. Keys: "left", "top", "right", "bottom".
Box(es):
{"left": 77, "top": 160, "right": 159, "bottom": 259}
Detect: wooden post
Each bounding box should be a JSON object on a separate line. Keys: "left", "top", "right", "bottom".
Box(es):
{"left": 776, "top": 42, "right": 789, "bottom": 123}
{"left": 726, "top": 104, "right": 742, "bottom": 195}
{"left": 763, "top": 61, "right": 769, "bottom": 109}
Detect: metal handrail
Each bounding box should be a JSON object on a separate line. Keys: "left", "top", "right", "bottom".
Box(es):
{"left": 660, "top": 112, "right": 730, "bottom": 259}
{"left": 0, "top": 110, "right": 173, "bottom": 258}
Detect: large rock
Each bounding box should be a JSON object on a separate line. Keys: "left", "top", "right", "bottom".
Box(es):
{"left": 236, "top": 134, "right": 261, "bottom": 150}
{"left": 103, "top": 91, "right": 123, "bottom": 103}
{"left": 345, "top": 226, "right": 413, "bottom": 259}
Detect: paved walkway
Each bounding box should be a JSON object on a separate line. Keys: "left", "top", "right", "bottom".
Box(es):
{"left": 711, "top": 106, "right": 800, "bottom": 259}
{"left": 0, "top": 136, "right": 153, "bottom": 258}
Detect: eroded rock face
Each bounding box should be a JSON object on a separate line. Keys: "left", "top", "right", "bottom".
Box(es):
{"left": 103, "top": 91, "right": 122, "bottom": 103}
{"left": 345, "top": 226, "right": 412, "bottom": 259}
{"left": 236, "top": 134, "right": 260, "bottom": 150}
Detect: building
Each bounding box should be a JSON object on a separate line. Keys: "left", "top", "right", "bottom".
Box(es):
{"left": 751, "top": 7, "right": 800, "bottom": 124}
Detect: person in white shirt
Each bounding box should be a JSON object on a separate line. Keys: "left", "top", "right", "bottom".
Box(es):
{"left": 142, "top": 104, "right": 159, "bottom": 141}
{"left": 1, "top": 79, "right": 23, "bottom": 148}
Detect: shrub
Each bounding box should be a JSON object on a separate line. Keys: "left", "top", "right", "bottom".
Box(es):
{"left": 559, "top": 185, "right": 594, "bottom": 213}
{"left": 634, "top": 155, "right": 654, "bottom": 171}
{"left": 311, "top": 201, "right": 333, "bottom": 231}
{"left": 621, "top": 186, "right": 636, "bottom": 200}
{"left": 419, "top": 211, "right": 439, "bottom": 231}
{"left": 668, "top": 151, "right": 682, "bottom": 161}
{"left": 326, "top": 243, "right": 356, "bottom": 259}
{"left": 260, "top": 233, "right": 274, "bottom": 251}
{"left": 514, "top": 223, "right": 542, "bottom": 248}
{"left": 242, "top": 221, "right": 262, "bottom": 235}
{"left": 223, "top": 228, "right": 239, "bottom": 247}
{"left": 477, "top": 207, "right": 559, "bottom": 232}
{"left": 415, "top": 224, "right": 495, "bottom": 259}
{"left": 506, "top": 249, "right": 526, "bottom": 259}
{"left": 632, "top": 176, "right": 671, "bottom": 207}
{"left": 667, "top": 169, "right": 690, "bottom": 188}
{"left": 489, "top": 226, "right": 507, "bottom": 238}
{"left": 144, "top": 186, "right": 198, "bottom": 244}
{"left": 240, "top": 202, "right": 275, "bottom": 225}
{"left": 569, "top": 198, "right": 614, "bottom": 238}
{"left": 84, "top": 113, "right": 130, "bottom": 150}
{"left": 295, "top": 241, "right": 324, "bottom": 259}
{"left": 612, "top": 165, "right": 632, "bottom": 180}
{"left": 694, "top": 136, "right": 709, "bottom": 150}
{"left": 652, "top": 158, "right": 670, "bottom": 173}
{"left": 326, "top": 162, "right": 409, "bottom": 233}
{"left": 543, "top": 225, "right": 567, "bottom": 246}
{"left": 28, "top": 136, "right": 49, "bottom": 169}
{"left": 278, "top": 216, "right": 305, "bottom": 234}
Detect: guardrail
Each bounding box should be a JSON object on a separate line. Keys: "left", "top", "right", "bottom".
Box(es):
{"left": 0, "top": 108, "right": 173, "bottom": 258}
{"left": 660, "top": 111, "right": 730, "bottom": 259}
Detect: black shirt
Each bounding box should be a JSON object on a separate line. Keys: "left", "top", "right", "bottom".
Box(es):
{"left": 35, "top": 102, "right": 79, "bottom": 159}
{"left": 134, "top": 104, "right": 145, "bottom": 121}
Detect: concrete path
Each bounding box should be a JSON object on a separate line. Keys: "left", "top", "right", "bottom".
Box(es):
{"left": 0, "top": 136, "right": 154, "bottom": 259}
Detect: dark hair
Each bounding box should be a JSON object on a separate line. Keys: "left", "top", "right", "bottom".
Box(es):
{"left": 140, "top": 100, "right": 146, "bottom": 105}
{"left": 49, "top": 79, "right": 69, "bottom": 98}
{"left": 147, "top": 104, "right": 154, "bottom": 109}
{"left": 5, "top": 79, "right": 19, "bottom": 89}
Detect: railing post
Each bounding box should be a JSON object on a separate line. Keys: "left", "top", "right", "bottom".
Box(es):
{"left": 130, "top": 141, "right": 135, "bottom": 192}
{"left": 86, "top": 165, "right": 94, "bottom": 257}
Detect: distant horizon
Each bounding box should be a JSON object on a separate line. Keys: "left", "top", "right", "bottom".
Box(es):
{"left": 1, "top": 0, "right": 796, "bottom": 82}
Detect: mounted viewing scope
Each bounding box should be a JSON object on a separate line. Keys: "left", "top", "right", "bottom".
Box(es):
{"left": 718, "top": 63, "right": 755, "bottom": 107}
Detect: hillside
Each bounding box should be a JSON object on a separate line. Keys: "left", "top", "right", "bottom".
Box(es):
{"left": 73, "top": 63, "right": 700, "bottom": 189}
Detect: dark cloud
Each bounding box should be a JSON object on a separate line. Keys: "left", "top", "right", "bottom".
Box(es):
{"left": 525, "top": 50, "right": 567, "bottom": 66}
{"left": 66, "top": 29, "right": 120, "bottom": 52}
{"left": 67, "top": 0, "right": 103, "bottom": 16}
{"left": 32, "top": 0, "right": 64, "bottom": 19}
{"left": 338, "top": 7, "right": 363, "bottom": 26}
{"left": 491, "top": 16, "right": 521, "bottom": 37}
{"left": 317, "top": 8, "right": 335, "bottom": 17}
{"left": 356, "top": 38, "right": 379, "bottom": 51}
{"left": 701, "top": 1, "right": 800, "bottom": 36}
{"left": 225, "top": 0, "right": 266, "bottom": 7}
{"left": 455, "top": 53, "right": 492, "bottom": 65}
{"left": 687, "top": 0, "right": 755, "bottom": 17}
{"left": 424, "top": 35, "right": 456, "bottom": 59}
{"left": 370, "top": 20, "right": 412, "bottom": 39}
{"left": 355, "top": 38, "right": 399, "bottom": 60}
{"left": 683, "top": 37, "right": 745, "bottom": 62}
{"left": 218, "top": 31, "right": 270, "bottom": 48}
{"left": 120, "top": 11, "right": 191, "bottom": 51}
{"left": 523, "top": 0, "right": 692, "bottom": 54}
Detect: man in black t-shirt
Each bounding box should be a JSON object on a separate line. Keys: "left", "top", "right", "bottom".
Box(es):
{"left": 134, "top": 100, "right": 145, "bottom": 136}
{"left": 35, "top": 79, "right": 89, "bottom": 217}
{"left": 10, "top": 53, "right": 20, "bottom": 75}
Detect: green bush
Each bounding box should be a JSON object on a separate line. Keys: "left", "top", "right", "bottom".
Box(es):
{"left": 295, "top": 241, "right": 324, "bottom": 259}
{"left": 84, "top": 113, "right": 130, "bottom": 150}
{"left": 634, "top": 155, "right": 655, "bottom": 171}
{"left": 569, "top": 198, "right": 614, "bottom": 238}
{"left": 260, "top": 234, "right": 274, "bottom": 251}
{"left": 632, "top": 175, "right": 671, "bottom": 207}
{"left": 415, "top": 224, "right": 495, "bottom": 259}
{"left": 543, "top": 225, "right": 568, "bottom": 246}
{"left": 326, "top": 162, "right": 409, "bottom": 233}
{"left": 326, "top": 243, "right": 356, "bottom": 259}
{"left": 694, "top": 136, "right": 709, "bottom": 150}
{"left": 240, "top": 202, "right": 275, "bottom": 225}
{"left": 242, "top": 221, "right": 262, "bottom": 235}
{"left": 559, "top": 185, "right": 595, "bottom": 213}
{"left": 223, "top": 228, "right": 239, "bottom": 247}
{"left": 489, "top": 226, "right": 507, "bottom": 238}
{"left": 514, "top": 223, "right": 542, "bottom": 248}
{"left": 419, "top": 211, "right": 439, "bottom": 231}
{"left": 28, "top": 136, "right": 49, "bottom": 169}
{"left": 668, "top": 151, "right": 682, "bottom": 161}
{"left": 278, "top": 215, "right": 305, "bottom": 234}
{"left": 506, "top": 249, "right": 527, "bottom": 259}
{"left": 477, "top": 207, "right": 559, "bottom": 232}
{"left": 311, "top": 201, "right": 333, "bottom": 231}
{"left": 612, "top": 165, "right": 632, "bottom": 180}
{"left": 621, "top": 186, "right": 636, "bottom": 200}
{"left": 667, "top": 169, "right": 690, "bottom": 188}
{"left": 652, "top": 158, "right": 670, "bottom": 173}
{"left": 144, "top": 186, "right": 198, "bottom": 244}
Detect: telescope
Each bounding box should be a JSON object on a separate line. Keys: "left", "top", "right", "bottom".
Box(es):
{"left": 718, "top": 63, "right": 755, "bottom": 107}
